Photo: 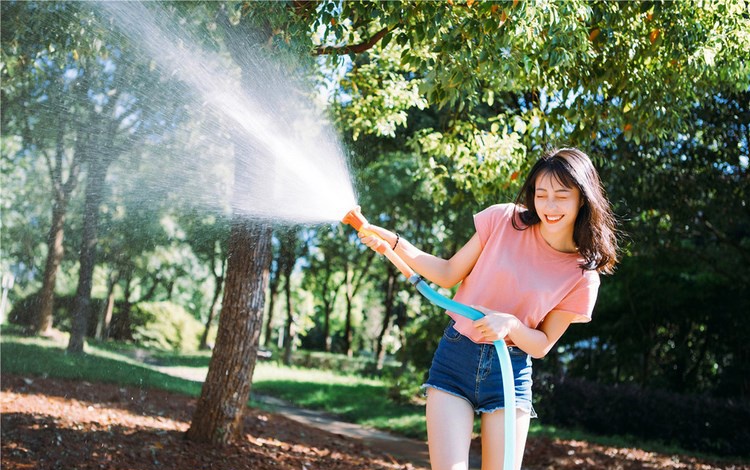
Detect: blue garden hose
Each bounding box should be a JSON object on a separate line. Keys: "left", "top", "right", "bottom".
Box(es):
{"left": 409, "top": 274, "right": 516, "bottom": 470}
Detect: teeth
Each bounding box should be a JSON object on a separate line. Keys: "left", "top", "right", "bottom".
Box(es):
{"left": 547, "top": 215, "right": 562, "bottom": 221}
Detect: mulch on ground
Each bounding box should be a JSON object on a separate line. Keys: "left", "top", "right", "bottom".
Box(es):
{"left": 2, "top": 374, "right": 747, "bottom": 470}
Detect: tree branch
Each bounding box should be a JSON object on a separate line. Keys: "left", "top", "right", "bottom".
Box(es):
{"left": 315, "top": 25, "right": 396, "bottom": 55}
{"left": 701, "top": 217, "right": 750, "bottom": 262}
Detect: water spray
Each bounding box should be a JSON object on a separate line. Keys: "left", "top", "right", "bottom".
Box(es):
{"left": 342, "top": 206, "right": 517, "bottom": 470}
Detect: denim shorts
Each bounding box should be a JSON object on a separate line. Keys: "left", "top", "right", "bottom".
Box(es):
{"left": 422, "top": 320, "right": 537, "bottom": 417}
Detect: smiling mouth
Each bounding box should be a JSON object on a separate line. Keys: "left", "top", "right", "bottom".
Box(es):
{"left": 545, "top": 215, "right": 563, "bottom": 223}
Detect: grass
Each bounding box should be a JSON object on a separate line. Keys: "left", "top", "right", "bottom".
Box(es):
{"left": 250, "top": 364, "right": 426, "bottom": 438}
{"left": 1, "top": 328, "right": 746, "bottom": 464}
{"left": 1, "top": 331, "right": 204, "bottom": 397}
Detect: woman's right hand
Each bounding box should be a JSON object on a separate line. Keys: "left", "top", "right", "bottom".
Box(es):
{"left": 357, "top": 223, "right": 397, "bottom": 254}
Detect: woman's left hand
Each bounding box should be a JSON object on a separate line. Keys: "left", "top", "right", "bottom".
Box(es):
{"left": 471, "top": 305, "right": 521, "bottom": 342}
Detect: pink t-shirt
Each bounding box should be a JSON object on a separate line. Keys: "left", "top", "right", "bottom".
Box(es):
{"left": 448, "top": 203, "right": 599, "bottom": 345}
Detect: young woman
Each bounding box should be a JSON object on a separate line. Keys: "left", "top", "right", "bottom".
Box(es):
{"left": 358, "top": 148, "right": 618, "bottom": 470}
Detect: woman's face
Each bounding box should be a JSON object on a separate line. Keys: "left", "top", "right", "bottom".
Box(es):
{"left": 533, "top": 171, "right": 583, "bottom": 247}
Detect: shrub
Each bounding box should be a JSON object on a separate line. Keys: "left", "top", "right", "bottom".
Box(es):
{"left": 382, "top": 362, "right": 428, "bottom": 405}
{"left": 289, "top": 350, "right": 400, "bottom": 376}
{"left": 7, "top": 293, "right": 41, "bottom": 327}
{"left": 533, "top": 374, "right": 750, "bottom": 457}
{"left": 130, "top": 301, "right": 203, "bottom": 352}
{"left": 8, "top": 292, "right": 103, "bottom": 335}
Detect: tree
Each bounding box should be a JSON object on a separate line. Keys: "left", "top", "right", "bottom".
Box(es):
{"left": 187, "top": 2, "right": 316, "bottom": 444}
{"left": 311, "top": 1, "right": 749, "bottom": 202}
{"left": 301, "top": 0, "right": 749, "bottom": 396}
{"left": 277, "top": 227, "right": 305, "bottom": 364}
{"left": 341, "top": 245, "right": 376, "bottom": 358}
{"left": 187, "top": 216, "right": 228, "bottom": 349}
{"left": 2, "top": 2, "right": 182, "bottom": 341}
{"left": 91, "top": 192, "right": 167, "bottom": 339}
{"left": 564, "top": 90, "right": 750, "bottom": 396}
{"left": 374, "top": 262, "right": 398, "bottom": 370}
{"left": 1, "top": 2, "right": 95, "bottom": 334}
{"left": 302, "top": 226, "right": 346, "bottom": 352}
{"left": 68, "top": 36, "right": 173, "bottom": 352}
{"left": 262, "top": 237, "right": 283, "bottom": 349}
{"left": 186, "top": 217, "right": 272, "bottom": 444}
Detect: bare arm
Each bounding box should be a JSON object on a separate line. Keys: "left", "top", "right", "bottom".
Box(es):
{"left": 472, "top": 307, "right": 579, "bottom": 359}
{"left": 359, "top": 224, "right": 482, "bottom": 289}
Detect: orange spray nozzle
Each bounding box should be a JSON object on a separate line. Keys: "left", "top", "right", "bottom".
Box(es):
{"left": 341, "top": 206, "right": 416, "bottom": 279}
{"left": 342, "top": 206, "right": 384, "bottom": 252}
{"left": 341, "top": 206, "right": 368, "bottom": 232}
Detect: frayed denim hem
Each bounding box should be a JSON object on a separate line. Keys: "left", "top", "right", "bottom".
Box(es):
{"left": 477, "top": 403, "right": 538, "bottom": 419}
{"left": 421, "top": 383, "right": 538, "bottom": 418}
{"left": 421, "top": 383, "right": 475, "bottom": 409}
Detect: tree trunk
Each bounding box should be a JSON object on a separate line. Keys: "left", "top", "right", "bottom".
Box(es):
{"left": 186, "top": 218, "right": 273, "bottom": 445}
{"left": 35, "top": 122, "right": 79, "bottom": 335}
{"left": 279, "top": 229, "right": 299, "bottom": 365}
{"left": 376, "top": 266, "right": 396, "bottom": 370}
{"left": 262, "top": 253, "right": 281, "bottom": 349}
{"left": 344, "top": 293, "right": 354, "bottom": 358}
{"left": 110, "top": 270, "right": 134, "bottom": 340}
{"left": 35, "top": 203, "right": 66, "bottom": 335}
{"left": 342, "top": 253, "right": 375, "bottom": 358}
{"left": 95, "top": 270, "right": 119, "bottom": 340}
{"left": 282, "top": 274, "right": 294, "bottom": 365}
{"left": 323, "top": 297, "right": 333, "bottom": 352}
{"left": 69, "top": 156, "right": 107, "bottom": 353}
{"left": 200, "top": 255, "right": 225, "bottom": 350}
{"left": 321, "top": 263, "right": 338, "bottom": 353}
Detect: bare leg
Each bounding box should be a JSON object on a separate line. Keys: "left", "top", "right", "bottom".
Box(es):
{"left": 426, "top": 388, "right": 475, "bottom": 470}
{"left": 479, "top": 408, "right": 531, "bottom": 470}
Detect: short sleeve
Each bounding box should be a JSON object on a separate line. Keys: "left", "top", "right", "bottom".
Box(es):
{"left": 473, "top": 204, "right": 514, "bottom": 247}
{"left": 554, "top": 270, "right": 600, "bottom": 323}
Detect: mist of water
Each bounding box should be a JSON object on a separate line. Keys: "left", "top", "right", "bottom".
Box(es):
{"left": 99, "top": 1, "right": 357, "bottom": 225}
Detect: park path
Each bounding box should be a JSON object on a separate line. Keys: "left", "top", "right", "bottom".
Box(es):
{"left": 149, "top": 361, "right": 446, "bottom": 469}
{"left": 253, "top": 393, "right": 432, "bottom": 469}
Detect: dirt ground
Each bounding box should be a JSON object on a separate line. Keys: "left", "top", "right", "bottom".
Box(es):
{"left": 2, "top": 374, "right": 747, "bottom": 470}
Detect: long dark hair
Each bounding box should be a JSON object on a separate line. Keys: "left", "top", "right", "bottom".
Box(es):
{"left": 512, "top": 148, "right": 619, "bottom": 274}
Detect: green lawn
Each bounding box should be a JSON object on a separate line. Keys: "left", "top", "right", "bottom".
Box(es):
{"left": 251, "top": 364, "right": 426, "bottom": 437}
{"left": 1, "top": 332, "right": 204, "bottom": 397}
